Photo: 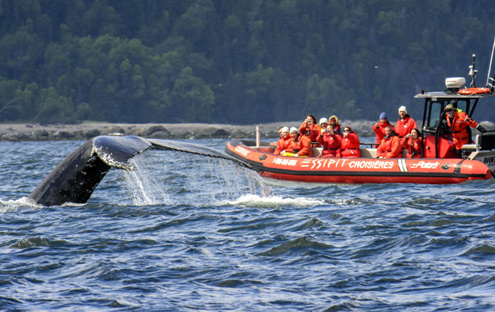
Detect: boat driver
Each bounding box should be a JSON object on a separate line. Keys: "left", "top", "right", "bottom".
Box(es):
{"left": 443, "top": 103, "right": 486, "bottom": 156}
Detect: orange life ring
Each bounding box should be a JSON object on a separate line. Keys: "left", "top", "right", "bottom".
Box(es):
{"left": 458, "top": 87, "right": 491, "bottom": 95}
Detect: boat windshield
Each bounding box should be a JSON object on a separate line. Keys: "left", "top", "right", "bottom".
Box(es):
{"left": 424, "top": 98, "right": 470, "bottom": 132}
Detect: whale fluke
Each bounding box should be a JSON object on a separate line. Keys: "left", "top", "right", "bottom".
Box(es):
{"left": 28, "top": 135, "right": 251, "bottom": 206}
{"left": 28, "top": 135, "right": 152, "bottom": 206}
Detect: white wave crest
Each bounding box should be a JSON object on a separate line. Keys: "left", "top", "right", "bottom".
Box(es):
{"left": 0, "top": 197, "right": 43, "bottom": 212}
{"left": 225, "top": 194, "right": 325, "bottom": 208}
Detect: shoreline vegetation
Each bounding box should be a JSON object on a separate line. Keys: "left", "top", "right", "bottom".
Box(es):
{"left": 0, "top": 120, "right": 376, "bottom": 142}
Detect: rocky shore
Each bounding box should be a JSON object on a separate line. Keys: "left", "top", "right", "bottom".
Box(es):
{"left": 0, "top": 120, "right": 377, "bottom": 142}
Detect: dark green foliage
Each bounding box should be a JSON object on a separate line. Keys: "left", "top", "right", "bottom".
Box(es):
{"left": 1, "top": 0, "right": 494, "bottom": 124}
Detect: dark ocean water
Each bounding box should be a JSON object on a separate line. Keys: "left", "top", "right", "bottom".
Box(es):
{"left": 1, "top": 139, "right": 495, "bottom": 311}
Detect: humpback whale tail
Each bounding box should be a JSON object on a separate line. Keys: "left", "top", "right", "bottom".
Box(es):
{"left": 28, "top": 135, "right": 247, "bottom": 206}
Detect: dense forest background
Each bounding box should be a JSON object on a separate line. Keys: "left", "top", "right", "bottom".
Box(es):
{"left": 1, "top": 0, "right": 495, "bottom": 124}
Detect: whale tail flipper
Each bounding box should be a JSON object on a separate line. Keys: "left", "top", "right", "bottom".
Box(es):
{"left": 28, "top": 135, "right": 249, "bottom": 206}
{"left": 28, "top": 135, "right": 152, "bottom": 206}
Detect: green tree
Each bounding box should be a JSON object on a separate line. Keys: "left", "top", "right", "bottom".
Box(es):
{"left": 172, "top": 67, "right": 214, "bottom": 122}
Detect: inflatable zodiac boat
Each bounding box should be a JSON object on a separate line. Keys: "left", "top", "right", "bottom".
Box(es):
{"left": 225, "top": 139, "right": 491, "bottom": 184}
{"left": 226, "top": 53, "right": 495, "bottom": 184}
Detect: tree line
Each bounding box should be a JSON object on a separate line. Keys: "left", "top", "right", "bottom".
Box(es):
{"left": 1, "top": 0, "right": 495, "bottom": 124}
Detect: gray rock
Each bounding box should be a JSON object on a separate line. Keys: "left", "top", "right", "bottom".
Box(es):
{"left": 84, "top": 129, "right": 101, "bottom": 139}
{"left": 146, "top": 125, "right": 170, "bottom": 136}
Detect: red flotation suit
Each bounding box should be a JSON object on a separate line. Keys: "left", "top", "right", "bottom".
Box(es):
{"left": 373, "top": 121, "right": 394, "bottom": 147}
{"left": 338, "top": 131, "right": 361, "bottom": 158}
{"left": 377, "top": 133, "right": 402, "bottom": 158}
{"left": 274, "top": 135, "right": 293, "bottom": 155}
{"left": 317, "top": 131, "right": 342, "bottom": 157}
{"left": 446, "top": 110, "right": 478, "bottom": 150}
{"left": 394, "top": 116, "right": 417, "bottom": 139}
{"left": 401, "top": 136, "right": 422, "bottom": 158}
{"left": 298, "top": 121, "right": 321, "bottom": 144}
{"left": 287, "top": 135, "right": 313, "bottom": 157}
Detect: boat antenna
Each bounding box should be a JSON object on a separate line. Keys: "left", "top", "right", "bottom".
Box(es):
{"left": 486, "top": 36, "right": 495, "bottom": 91}
{"left": 469, "top": 54, "right": 477, "bottom": 88}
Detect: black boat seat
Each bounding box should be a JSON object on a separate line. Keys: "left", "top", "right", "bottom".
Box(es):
{"left": 462, "top": 133, "right": 495, "bottom": 151}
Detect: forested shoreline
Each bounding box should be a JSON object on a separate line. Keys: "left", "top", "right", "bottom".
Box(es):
{"left": 1, "top": 0, "right": 495, "bottom": 125}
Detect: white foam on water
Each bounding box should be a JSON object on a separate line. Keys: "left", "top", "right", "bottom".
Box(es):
{"left": 0, "top": 197, "right": 42, "bottom": 212}
{"left": 224, "top": 194, "right": 326, "bottom": 208}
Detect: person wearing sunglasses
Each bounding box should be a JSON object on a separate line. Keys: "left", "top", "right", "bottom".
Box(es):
{"left": 444, "top": 103, "right": 486, "bottom": 156}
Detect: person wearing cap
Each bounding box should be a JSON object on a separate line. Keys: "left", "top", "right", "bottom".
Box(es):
{"left": 316, "top": 124, "right": 341, "bottom": 157}
{"left": 319, "top": 117, "right": 329, "bottom": 135}
{"left": 377, "top": 126, "right": 402, "bottom": 158}
{"left": 274, "top": 126, "right": 292, "bottom": 155}
{"left": 328, "top": 115, "right": 342, "bottom": 136}
{"left": 401, "top": 128, "right": 423, "bottom": 158}
{"left": 394, "top": 106, "right": 417, "bottom": 139}
{"left": 284, "top": 127, "right": 313, "bottom": 157}
{"left": 338, "top": 126, "right": 361, "bottom": 158}
{"left": 443, "top": 103, "right": 486, "bottom": 154}
{"left": 298, "top": 114, "right": 321, "bottom": 144}
{"left": 373, "top": 112, "right": 394, "bottom": 148}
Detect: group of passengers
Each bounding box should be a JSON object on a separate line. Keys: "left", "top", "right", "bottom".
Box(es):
{"left": 275, "top": 115, "right": 360, "bottom": 158}
{"left": 373, "top": 106, "right": 420, "bottom": 158}
{"left": 373, "top": 104, "right": 484, "bottom": 158}
{"left": 276, "top": 102, "right": 484, "bottom": 159}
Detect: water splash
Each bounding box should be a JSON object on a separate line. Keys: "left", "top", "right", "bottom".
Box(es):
{"left": 183, "top": 156, "right": 272, "bottom": 204}
{"left": 122, "top": 157, "right": 172, "bottom": 206}
{"left": 121, "top": 152, "right": 271, "bottom": 206}
{"left": 0, "top": 197, "right": 42, "bottom": 212}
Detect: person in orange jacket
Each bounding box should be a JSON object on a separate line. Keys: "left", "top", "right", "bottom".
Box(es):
{"left": 377, "top": 126, "right": 402, "bottom": 158}
{"left": 338, "top": 126, "right": 361, "bottom": 158}
{"left": 274, "top": 126, "right": 292, "bottom": 155}
{"left": 373, "top": 112, "right": 394, "bottom": 148}
{"left": 401, "top": 128, "right": 422, "bottom": 158}
{"left": 298, "top": 115, "right": 321, "bottom": 144}
{"left": 394, "top": 106, "right": 417, "bottom": 139}
{"left": 444, "top": 103, "right": 486, "bottom": 154}
{"left": 328, "top": 115, "right": 342, "bottom": 136}
{"left": 317, "top": 124, "right": 341, "bottom": 157}
{"left": 286, "top": 127, "right": 313, "bottom": 157}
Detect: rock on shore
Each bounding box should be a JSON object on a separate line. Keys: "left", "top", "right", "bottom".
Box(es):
{"left": 0, "top": 120, "right": 376, "bottom": 142}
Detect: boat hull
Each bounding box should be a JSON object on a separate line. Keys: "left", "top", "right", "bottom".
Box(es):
{"left": 225, "top": 140, "right": 491, "bottom": 184}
